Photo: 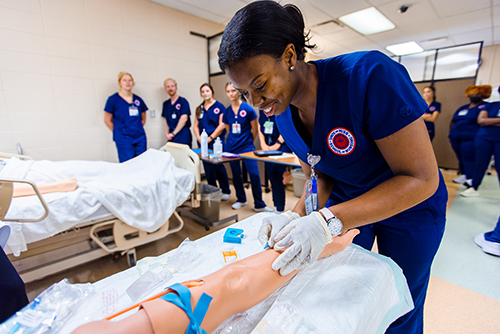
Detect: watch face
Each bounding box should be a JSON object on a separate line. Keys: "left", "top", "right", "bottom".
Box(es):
{"left": 328, "top": 219, "right": 343, "bottom": 237}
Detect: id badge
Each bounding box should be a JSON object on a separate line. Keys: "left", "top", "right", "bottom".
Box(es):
{"left": 263, "top": 121, "right": 274, "bottom": 134}
{"left": 497, "top": 110, "right": 500, "bottom": 117}
{"left": 129, "top": 107, "right": 139, "bottom": 116}
{"left": 304, "top": 176, "right": 318, "bottom": 215}
{"left": 172, "top": 113, "right": 177, "bottom": 119}
{"left": 458, "top": 109, "right": 468, "bottom": 116}
{"left": 232, "top": 123, "right": 241, "bottom": 134}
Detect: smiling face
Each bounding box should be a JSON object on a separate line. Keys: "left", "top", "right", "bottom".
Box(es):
{"left": 164, "top": 80, "right": 177, "bottom": 96}
{"left": 423, "top": 87, "right": 434, "bottom": 102}
{"left": 200, "top": 85, "right": 213, "bottom": 101}
{"left": 225, "top": 53, "right": 295, "bottom": 117}
{"left": 119, "top": 74, "right": 134, "bottom": 91}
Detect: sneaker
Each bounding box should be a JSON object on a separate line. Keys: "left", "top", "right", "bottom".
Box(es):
{"left": 474, "top": 233, "right": 500, "bottom": 256}
{"left": 254, "top": 206, "right": 274, "bottom": 212}
{"left": 221, "top": 193, "right": 230, "bottom": 201}
{"left": 453, "top": 175, "right": 466, "bottom": 184}
{"left": 463, "top": 179, "right": 473, "bottom": 188}
{"left": 460, "top": 187, "right": 479, "bottom": 197}
{"left": 231, "top": 201, "right": 247, "bottom": 210}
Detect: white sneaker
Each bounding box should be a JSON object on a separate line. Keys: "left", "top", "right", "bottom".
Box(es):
{"left": 453, "top": 175, "right": 466, "bottom": 184}
{"left": 464, "top": 179, "right": 473, "bottom": 187}
{"left": 460, "top": 187, "right": 479, "bottom": 197}
{"left": 232, "top": 201, "right": 247, "bottom": 209}
{"left": 254, "top": 206, "right": 274, "bottom": 212}
{"left": 474, "top": 233, "right": 500, "bottom": 256}
{"left": 221, "top": 193, "right": 230, "bottom": 201}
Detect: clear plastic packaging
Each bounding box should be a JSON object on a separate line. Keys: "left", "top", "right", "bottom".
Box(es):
{"left": 214, "top": 137, "right": 223, "bottom": 159}
{"left": 168, "top": 238, "right": 198, "bottom": 273}
{"left": 201, "top": 129, "right": 208, "bottom": 158}
{"left": 0, "top": 279, "right": 93, "bottom": 334}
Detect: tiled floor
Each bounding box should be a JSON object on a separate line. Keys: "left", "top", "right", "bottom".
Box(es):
{"left": 23, "top": 168, "right": 500, "bottom": 333}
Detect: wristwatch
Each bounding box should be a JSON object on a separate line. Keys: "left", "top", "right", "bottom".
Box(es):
{"left": 319, "top": 208, "right": 343, "bottom": 237}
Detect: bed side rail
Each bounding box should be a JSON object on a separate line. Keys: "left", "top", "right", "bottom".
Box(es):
{"left": 159, "top": 143, "right": 201, "bottom": 208}
{"left": 0, "top": 178, "right": 49, "bottom": 222}
{"left": 0, "top": 152, "right": 33, "bottom": 160}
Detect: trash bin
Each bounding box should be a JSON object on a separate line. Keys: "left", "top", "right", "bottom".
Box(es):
{"left": 192, "top": 184, "right": 222, "bottom": 222}
{"left": 291, "top": 168, "right": 307, "bottom": 198}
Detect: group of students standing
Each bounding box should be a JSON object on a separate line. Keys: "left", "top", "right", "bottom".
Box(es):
{"left": 104, "top": 72, "right": 283, "bottom": 212}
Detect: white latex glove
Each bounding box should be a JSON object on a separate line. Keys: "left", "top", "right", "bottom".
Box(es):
{"left": 272, "top": 212, "right": 332, "bottom": 276}
{"left": 257, "top": 211, "right": 300, "bottom": 247}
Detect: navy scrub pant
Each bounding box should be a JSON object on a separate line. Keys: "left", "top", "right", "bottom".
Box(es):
{"left": 472, "top": 136, "right": 500, "bottom": 190}
{"left": 265, "top": 162, "right": 287, "bottom": 212}
{"left": 486, "top": 216, "right": 500, "bottom": 243}
{"left": 0, "top": 247, "right": 28, "bottom": 323}
{"left": 203, "top": 162, "right": 231, "bottom": 195}
{"left": 170, "top": 131, "right": 192, "bottom": 148}
{"left": 353, "top": 176, "right": 447, "bottom": 334}
{"left": 229, "top": 159, "right": 266, "bottom": 209}
{"left": 115, "top": 135, "right": 147, "bottom": 163}
{"left": 449, "top": 137, "right": 475, "bottom": 179}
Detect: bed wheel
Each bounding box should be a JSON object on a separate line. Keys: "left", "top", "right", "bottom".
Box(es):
{"left": 205, "top": 225, "right": 210, "bottom": 231}
{"left": 127, "top": 249, "right": 137, "bottom": 267}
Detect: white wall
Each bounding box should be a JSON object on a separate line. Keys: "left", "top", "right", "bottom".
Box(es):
{"left": 477, "top": 44, "right": 500, "bottom": 101}
{"left": 0, "top": 0, "right": 224, "bottom": 161}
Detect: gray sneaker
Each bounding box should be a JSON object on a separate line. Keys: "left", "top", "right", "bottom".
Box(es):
{"left": 221, "top": 193, "right": 230, "bottom": 201}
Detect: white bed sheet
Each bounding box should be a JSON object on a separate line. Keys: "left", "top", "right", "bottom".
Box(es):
{"left": 59, "top": 213, "right": 413, "bottom": 334}
{"left": 0, "top": 149, "right": 195, "bottom": 256}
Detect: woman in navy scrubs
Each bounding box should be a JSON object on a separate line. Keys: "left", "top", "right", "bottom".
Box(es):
{"left": 218, "top": 2, "right": 447, "bottom": 333}
{"left": 421, "top": 86, "right": 441, "bottom": 141}
{"left": 461, "top": 88, "right": 500, "bottom": 197}
{"left": 193, "top": 83, "right": 231, "bottom": 200}
{"left": 224, "top": 83, "right": 273, "bottom": 212}
{"left": 162, "top": 78, "right": 192, "bottom": 147}
{"left": 258, "top": 109, "right": 291, "bottom": 212}
{"left": 448, "top": 85, "right": 491, "bottom": 185}
{"left": 104, "top": 72, "right": 148, "bottom": 163}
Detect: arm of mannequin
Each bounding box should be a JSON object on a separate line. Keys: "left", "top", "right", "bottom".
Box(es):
{"left": 71, "top": 229, "right": 359, "bottom": 334}
{"left": 13, "top": 178, "right": 78, "bottom": 198}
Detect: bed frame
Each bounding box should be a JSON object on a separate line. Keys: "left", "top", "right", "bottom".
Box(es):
{"left": 0, "top": 143, "right": 201, "bottom": 283}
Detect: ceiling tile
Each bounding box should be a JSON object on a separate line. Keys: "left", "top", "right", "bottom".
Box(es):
{"left": 443, "top": 8, "right": 492, "bottom": 35}
{"left": 429, "top": 0, "right": 490, "bottom": 18}
{"left": 307, "top": 0, "right": 371, "bottom": 18}
{"left": 378, "top": 0, "right": 439, "bottom": 26}
{"left": 451, "top": 28, "right": 493, "bottom": 47}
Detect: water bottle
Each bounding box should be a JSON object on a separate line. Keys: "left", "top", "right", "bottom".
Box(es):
{"left": 214, "top": 137, "right": 223, "bottom": 158}
{"left": 201, "top": 129, "right": 208, "bottom": 158}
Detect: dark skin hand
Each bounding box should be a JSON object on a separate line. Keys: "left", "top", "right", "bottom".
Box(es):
{"left": 225, "top": 44, "right": 439, "bottom": 231}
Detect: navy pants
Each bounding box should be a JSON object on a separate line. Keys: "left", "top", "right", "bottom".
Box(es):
{"left": 170, "top": 131, "right": 192, "bottom": 148}
{"left": 229, "top": 159, "right": 266, "bottom": 209}
{"left": 115, "top": 136, "right": 147, "bottom": 163}
{"left": 203, "top": 162, "right": 230, "bottom": 195}
{"left": 449, "top": 137, "right": 475, "bottom": 179}
{"left": 486, "top": 216, "right": 500, "bottom": 243}
{"left": 0, "top": 247, "right": 28, "bottom": 323}
{"left": 265, "top": 162, "right": 287, "bottom": 212}
{"left": 472, "top": 136, "right": 500, "bottom": 190}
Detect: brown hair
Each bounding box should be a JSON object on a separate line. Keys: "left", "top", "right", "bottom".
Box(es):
{"left": 196, "top": 83, "right": 215, "bottom": 119}
{"left": 465, "top": 85, "right": 492, "bottom": 99}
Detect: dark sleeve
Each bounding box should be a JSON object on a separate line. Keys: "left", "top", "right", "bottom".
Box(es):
{"left": 247, "top": 104, "right": 257, "bottom": 122}
{"left": 139, "top": 97, "right": 148, "bottom": 113}
{"left": 104, "top": 96, "right": 114, "bottom": 115}
{"left": 222, "top": 107, "right": 230, "bottom": 124}
{"left": 161, "top": 101, "right": 168, "bottom": 118}
{"left": 435, "top": 102, "right": 442, "bottom": 112}
{"left": 180, "top": 98, "right": 191, "bottom": 116}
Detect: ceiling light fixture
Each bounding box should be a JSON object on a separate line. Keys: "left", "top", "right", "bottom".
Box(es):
{"left": 386, "top": 41, "right": 424, "bottom": 56}
{"left": 338, "top": 7, "right": 395, "bottom": 35}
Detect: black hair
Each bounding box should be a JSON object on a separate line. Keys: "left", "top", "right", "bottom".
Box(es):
{"left": 423, "top": 85, "right": 436, "bottom": 102}
{"left": 218, "top": 1, "right": 315, "bottom": 72}
{"left": 196, "top": 83, "right": 215, "bottom": 119}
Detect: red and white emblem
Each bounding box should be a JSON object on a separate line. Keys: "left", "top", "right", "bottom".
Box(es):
{"left": 214, "top": 107, "right": 221, "bottom": 114}
{"left": 429, "top": 106, "right": 435, "bottom": 111}
{"left": 134, "top": 99, "right": 140, "bottom": 106}
{"left": 176, "top": 103, "right": 181, "bottom": 110}
{"left": 240, "top": 110, "right": 247, "bottom": 117}
{"left": 327, "top": 128, "right": 356, "bottom": 155}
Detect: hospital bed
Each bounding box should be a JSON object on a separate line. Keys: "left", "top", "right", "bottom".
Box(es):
{"left": 0, "top": 144, "right": 201, "bottom": 283}
{"left": 53, "top": 213, "right": 413, "bottom": 334}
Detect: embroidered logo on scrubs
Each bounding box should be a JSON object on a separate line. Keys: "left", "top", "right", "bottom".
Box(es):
{"left": 214, "top": 108, "right": 220, "bottom": 114}
{"left": 176, "top": 104, "right": 181, "bottom": 110}
{"left": 134, "top": 99, "right": 140, "bottom": 106}
{"left": 240, "top": 110, "right": 247, "bottom": 117}
{"left": 429, "top": 106, "right": 436, "bottom": 112}
{"left": 399, "top": 106, "right": 412, "bottom": 117}
{"left": 327, "top": 128, "right": 356, "bottom": 155}
{"left": 479, "top": 104, "right": 485, "bottom": 109}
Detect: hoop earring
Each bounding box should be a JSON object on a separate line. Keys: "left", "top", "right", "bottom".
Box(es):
{"left": 290, "top": 66, "right": 295, "bottom": 71}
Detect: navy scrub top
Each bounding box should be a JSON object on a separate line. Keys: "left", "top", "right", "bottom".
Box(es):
{"left": 449, "top": 103, "right": 490, "bottom": 140}
{"left": 162, "top": 96, "right": 192, "bottom": 136}
{"left": 198, "top": 100, "right": 226, "bottom": 136}
{"left": 104, "top": 93, "right": 147, "bottom": 142}
{"left": 223, "top": 102, "right": 257, "bottom": 153}
{"left": 477, "top": 101, "right": 500, "bottom": 142}
{"left": 258, "top": 110, "right": 291, "bottom": 153}
{"left": 276, "top": 50, "right": 446, "bottom": 217}
{"left": 424, "top": 101, "right": 441, "bottom": 133}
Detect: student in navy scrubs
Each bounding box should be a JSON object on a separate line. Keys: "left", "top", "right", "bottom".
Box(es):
{"left": 224, "top": 82, "right": 273, "bottom": 212}
{"left": 461, "top": 89, "right": 500, "bottom": 197}
{"left": 218, "top": 2, "right": 447, "bottom": 333}
{"left": 448, "top": 85, "right": 491, "bottom": 185}
{"left": 193, "top": 83, "right": 231, "bottom": 200}
{"left": 258, "top": 109, "right": 291, "bottom": 212}
{"left": 104, "top": 72, "right": 148, "bottom": 163}
{"left": 162, "top": 78, "right": 192, "bottom": 147}
{"left": 421, "top": 86, "right": 441, "bottom": 141}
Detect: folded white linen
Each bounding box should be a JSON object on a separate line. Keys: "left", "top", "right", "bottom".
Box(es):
{"left": 0, "top": 149, "right": 195, "bottom": 256}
